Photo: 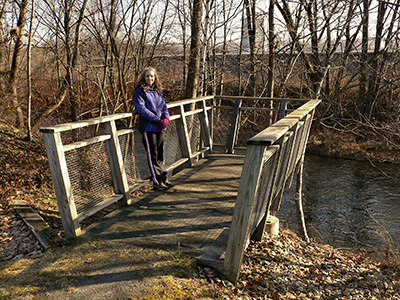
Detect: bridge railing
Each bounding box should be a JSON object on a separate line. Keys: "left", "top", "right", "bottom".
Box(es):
{"left": 40, "top": 96, "right": 213, "bottom": 239}
{"left": 40, "top": 94, "right": 318, "bottom": 259}
{"left": 199, "top": 99, "right": 320, "bottom": 283}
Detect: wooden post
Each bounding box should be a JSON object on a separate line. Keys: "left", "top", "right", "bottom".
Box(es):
{"left": 278, "top": 100, "right": 287, "bottom": 120}
{"left": 227, "top": 98, "right": 242, "bottom": 154}
{"left": 177, "top": 104, "right": 193, "bottom": 165}
{"left": 103, "top": 120, "right": 130, "bottom": 205}
{"left": 223, "top": 144, "right": 265, "bottom": 283}
{"left": 296, "top": 155, "right": 310, "bottom": 242}
{"left": 42, "top": 131, "right": 81, "bottom": 239}
{"left": 199, "top": 99, "right": 213, "bottom": 152}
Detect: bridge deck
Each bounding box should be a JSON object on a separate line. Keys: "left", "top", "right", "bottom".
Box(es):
{"left": 83, "top": 154, "right": 244, "bottom": 256}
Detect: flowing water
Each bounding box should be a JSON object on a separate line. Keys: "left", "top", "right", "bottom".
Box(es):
{"left": 278, "top": 155, "right": 400, "bottom": 262}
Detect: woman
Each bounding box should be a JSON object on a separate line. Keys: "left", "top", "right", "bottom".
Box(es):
{"left": 133, "top": 67, "right": 172, "bottom": 190}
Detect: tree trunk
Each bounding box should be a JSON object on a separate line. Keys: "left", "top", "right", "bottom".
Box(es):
{"left": 27, "top": 0, "right": 35, "bottom": 140}
{"left": 359, "top": 0, "right": 369, "bottom": 115}
{"left": 184, "top": 0, "right": 203, "bottom": 99}
{"left": 244, "top": 0, "right": 256, "bottom": 96}
{"left": 9, "top": 0, "right": 29, "bottom": 128}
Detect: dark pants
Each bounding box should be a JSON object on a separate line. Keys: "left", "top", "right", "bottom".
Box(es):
{"left": 142, "top": 131, "right": 167, "bottom": 185}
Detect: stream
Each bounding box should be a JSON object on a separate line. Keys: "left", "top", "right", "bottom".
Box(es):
{"left": 278, "top": 155, "right": 400, "bottom": 263}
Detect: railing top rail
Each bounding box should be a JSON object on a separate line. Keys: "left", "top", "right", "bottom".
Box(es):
{"left": 39, "top": 94, "right": 310, "bottom": 134}
{"left": 247, "top": 99, "right": 320, "bottom": 146}
{"left": 215, "top": 95, "right": 311, "bottom": 102}
{"left": 39, "top": 112, "right": 134, "bottom": 133}
{"left": 40, "top": 96, "right": 215, "bottom": 133}
{"left": 166, "top": 95, "right": 214, "bottom": 108}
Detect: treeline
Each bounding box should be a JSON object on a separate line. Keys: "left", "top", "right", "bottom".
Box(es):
{"left": 0, "top": 0, "right": 399, "bottom": 144}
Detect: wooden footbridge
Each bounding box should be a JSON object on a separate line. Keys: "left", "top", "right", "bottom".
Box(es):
{"left": 40, "top": 95, "right": 320, "bottom": 283}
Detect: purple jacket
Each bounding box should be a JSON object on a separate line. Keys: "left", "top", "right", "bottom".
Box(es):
{"left": 133, "top": 86, "right": 170, "bottom": 132}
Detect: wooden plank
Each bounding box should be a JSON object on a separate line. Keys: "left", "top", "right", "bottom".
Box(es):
{"left": 190, "top": 147, "right": 210, "bottom": 159}
{"left": 77, "top": 194, "right": 124, "bottom": 223}
{"left": 215, "top": 95, "right": 311, "bottom": 102}
{"left": 223, "top": 144, "right": 265, "bottom": 283}
{"left": 117, "top": 128, "right": 134, "bottom": 136}
{"left": 166, "top": 95, "right": 214, "bottom": 109}
{"left": 278, "top": 100, "right": 287, "bottom": 120}
{"left": 285, "top": 122, "right": 304, "bottom": 189}
{"left": 40, "top": 112, "right": 133, "bottom": 133}
{"left": 239, "top": 107, "right": 280, "bottom": 112}
{"left": 177, "top": 104, "right": 193, "bottom": 165}
{"left": 63, "top": 134, "right": 111, "bottom": 152}
{"left": 42, "top": 132, "right": 81, "bottom": 239}
{"left": 247, "top": 100, "right": 320, "bottom": 146}
{"left": 198, "top": 227, "right": 230, "bottom": 275}
{"left": 184, "top": 106, "right": 212, "bottom": 117}
{"left": 199, "top": 99, "right": 213, "bottom": 152}
{"left": 166, "top": 158, "right": 189, "bottom": 172}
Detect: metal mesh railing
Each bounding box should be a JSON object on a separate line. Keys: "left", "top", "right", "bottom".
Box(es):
{"left": 212, "top": 106, "right": 233, "bottom": 149}
{"left": 118, "top": 130, "right": 151, "bottom": 188}
{"left": 65, "top": 141, "right": 115, "bottom": 215}
{"left": 186, "top": 113, "right": 203, "bottom": 154}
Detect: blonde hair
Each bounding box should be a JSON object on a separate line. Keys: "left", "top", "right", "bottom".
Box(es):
{"left": 138, "top": 67, "right": 163, "bottom": 92}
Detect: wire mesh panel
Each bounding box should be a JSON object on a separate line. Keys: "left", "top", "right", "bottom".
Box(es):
{"left": 64, "top": 141, "right": 115, "bottom": 215}
{"left": 212, "top": 106, "right": 233, "bottom": 150}
{"left": 185, "top": 113, "right": 203, "bottom": 155}
{"left": 118, "top": 130, "right": 151, "bottom": 189}
{"left": 164, "top": 118, "right": 184, "bottom": 167}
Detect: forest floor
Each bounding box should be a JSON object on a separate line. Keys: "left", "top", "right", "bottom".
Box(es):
{"left": 1, "top": 120, "right": 400, "bottom": 299}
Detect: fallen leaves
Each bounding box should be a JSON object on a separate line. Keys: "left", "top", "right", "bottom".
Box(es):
{"left": 200, "top": 228, "right": 400, "bottom": 299}
{"left": 0, "top": 207, "right": 43, "bottom": 261}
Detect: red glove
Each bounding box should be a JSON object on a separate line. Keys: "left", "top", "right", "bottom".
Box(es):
{"left": 157, "top": 117, "right": 169, "bottom": 131}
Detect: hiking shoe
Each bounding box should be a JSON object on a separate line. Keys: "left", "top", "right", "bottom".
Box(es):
{"left": 164, "top": 180, "right": 174, "bottom": 188}
{"left": 153, "top": 183, "right": 168, "bottom": 191}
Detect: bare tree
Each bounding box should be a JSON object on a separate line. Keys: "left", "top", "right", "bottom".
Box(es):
{"left": 33, "top": 0, "right": 89, "bottom": 126}
{"left": 26, "top": 0, "right": 35, "bottom": 140}
{"left": 8, "top": 0, "right": 29, "bottom": 128}
{"left": 184, "top": 0, "right": 203, "bottom": 99}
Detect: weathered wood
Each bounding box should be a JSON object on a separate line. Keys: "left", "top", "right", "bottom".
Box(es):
{"left": 177, "top": 104, "right": 193, "bottom": 165}
{"left": 42, "top": 132, "right": 81, "bottom": 239}
{"left": 223, "top": 144, "right": 265, "bottom": 283}
{"left": 270, "top": 130, "right": 296, "bottom": 212}
{"left": 166, "top": 95, "right": 214, "bottom": 109}
{"left": 199, "top": 99, "right": 213, "bottom": 152}
{"left": 249, "top": 145, "right": 280, "bottom": 241}
{"left": 248, "top": 100, "right": 320, "bottom": 146}
{"left": 278, "top": 100, "right": 287, "bottom": 120}
{"left": 284, "top": 121, "right": 305, "bottom": 189}
{"left": 63, "top": 134, "right": 111, "bottom": 152}
{"left": 198, "top": 227, "right": 230, "bottom": 276}
{"left": 103, "top": 120, "right": 130, "bottom": 206}
{"left": 77, "top": 194, "right": 124, "bottom": 223}
{"left": 215, "top": 95, "right": 310, "bottom": 102}
{"left": 116, "top": 128, "right": 134, "bottom": 136}
{"left": 40, "top": 112, "right": 133, "bottom": 133}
